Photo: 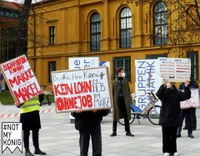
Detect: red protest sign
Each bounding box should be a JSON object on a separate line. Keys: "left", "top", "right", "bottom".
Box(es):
{"left": 0, "top": 55, "right": 41, "bottom": 106}
{"left": 51, "top": 66, "right": 112, "bottom": 112}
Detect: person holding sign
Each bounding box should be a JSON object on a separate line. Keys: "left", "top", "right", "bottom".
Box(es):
{"left": 71, "top": 109, "right": 109, "bottom": 156}
{"left": 156, "top": 80, "right": 191, "bottom": 156}
{"left": 176, "top": 78, "right": 199, "bottom": 138}
{"left": 19, "top": 93, "right": 46, "bottom": 156}
{"left": 111, "top": 67, "right": 134, "bottom": 137}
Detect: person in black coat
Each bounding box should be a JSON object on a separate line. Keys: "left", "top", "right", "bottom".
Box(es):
{"left": 156, "top": 81, "right": 191, "bottom": 156}
{"left": 71, "top": 109, "right": 109, "bottom": 156}
{"left": 177, "top": 79, "right": 199, "bottom": 138}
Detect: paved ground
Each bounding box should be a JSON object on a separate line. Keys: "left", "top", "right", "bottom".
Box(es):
{"left": 0, "top": 104, "right": 200, "bottom": 156}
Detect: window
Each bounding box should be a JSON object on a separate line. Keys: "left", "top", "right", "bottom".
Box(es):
{"left": 49, "top": 26, "right": 55, "bottom": 45}
{"left": 153, "top": 1, "right": 168, "bottom": 45}
{"left": 188, "top": 52, "right": 199, "bottom": 80}
{"left": 48, "top": 61, "right": 56, "bottom": 82}
{"left": 120, "top": 8, "right": 132, "bottom": 48}
{"left": 113, "top": 57, "right": 131, "bottom": 81}
{"left": 146, "top": 54, "right": 167, "bottom": 59}
{"left": 90, "top": 13, "right": 101, "bottom": 51}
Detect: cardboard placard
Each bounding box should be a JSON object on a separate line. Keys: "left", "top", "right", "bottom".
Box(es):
{"left": 135, "top": 59, "right": 162, "bottom": 110}
{"left": 159, "top": 57, "right": 191, "bottom": 82}
{"left": 0, "top": 55, "right": 41, "bottom": 106}
{"left": 51, "top": 67, "right": 112, "bottom": 112}
{"left": 68, "top": 57, "right": 99, "bottom": 69}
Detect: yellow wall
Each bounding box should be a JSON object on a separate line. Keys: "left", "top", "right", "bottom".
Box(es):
{"left": 27, "top": 0, "right": 200, "bottom": 92}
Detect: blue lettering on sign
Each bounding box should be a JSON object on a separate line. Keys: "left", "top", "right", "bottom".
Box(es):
{"left": 99, "top": 62, "right": 106, "bottom": 66}
{"left": 137, "top": 60, "right": 157, "bottom": 110}
{"left": 84, "top": 60, "right": 90, "bottom": 64}
{"left": 74, "top": 60, "right": 80, "bottom": 66}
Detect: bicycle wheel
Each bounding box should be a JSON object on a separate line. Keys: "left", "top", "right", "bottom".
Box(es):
{"left": 118, "top": 113, "right": 135, "bottom": 125}
{"left": 147, "top": 105, "right": 161, "bottom": 125}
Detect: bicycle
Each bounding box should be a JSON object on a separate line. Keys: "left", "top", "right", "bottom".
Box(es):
{"left": 118, "top": 91, "right": 161, "bottom": 125}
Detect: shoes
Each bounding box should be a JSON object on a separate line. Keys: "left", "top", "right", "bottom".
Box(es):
{"left": 34, "top": 148, "right": 46, "bottom": 155}
{"left": 188, "top": 134, "right": 194, "bottom": 138}
{"left": 126, "top": 132, "right": 135, "bottom": 137}
{"left": 25, "top": 149, "right": 34, "bottom": 156}
{"left": 176, "top": 133, "right": 181, "bottom": 138}
{"left": 110, "top": 132, "right": 117, "bottom": 137}
{"left": 173, "top": 152, "right": 179, "bottom": 156}
{"left": 163, "top": 153, "right": 170, "bottom": 156}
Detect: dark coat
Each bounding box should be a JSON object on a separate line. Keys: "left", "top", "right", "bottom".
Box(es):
{"left": 71, "top": 110, "right": 109, "bottom": 130}
{"left": 156, "top": 84, "right": 191, "bottom": 127}
{"left": 112, "top": 78, "right": 132, "bottom": 121}
{"left": 20, "top": 94, "right": 44, "bottom": 130}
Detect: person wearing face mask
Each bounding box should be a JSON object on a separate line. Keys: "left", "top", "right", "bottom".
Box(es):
{"left": 156, "top": 80, "right": 191, "bottom": 156}
{"left": 110, "top": 67, "right": 134, "bottom": 137}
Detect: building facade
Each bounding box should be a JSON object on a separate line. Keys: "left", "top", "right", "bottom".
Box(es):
{"left": 0, "top": 1, "right": 22, "bottom": 90}
{"left": 28, "top": 0, "right": 200, "bottom": 91}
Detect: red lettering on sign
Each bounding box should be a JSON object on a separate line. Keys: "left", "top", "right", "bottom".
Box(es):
{"left": 2, "top": 55, "right": 27, "bottom": 71}
{"left": 53, "top": 83, "right": 73, "bottom": 96}
{"left": 14, "top": 82, "right": 41, "bottom": 104}
{"left": 8, "top": 68, "right": 34, "bottom": 87}
{"left": 54, "top": 80, "right": 92, "bottom": 96}
{"left": 56, "top": 94, "right": 93, "bottom": 111}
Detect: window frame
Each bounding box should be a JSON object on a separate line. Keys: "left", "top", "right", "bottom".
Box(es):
{"left": 153, "top": 1, "right": 168, "bottom": 45}
{"left": 90, "top": 12, "right": 101, "bottom": 51}
{"left": 49, "top": 26, "right": 56, "bottom": 45}
{"left": 120, "top": 7, "right": 132, "bottom": 48}
{"left": 48, "top": 61, "right": 56, "bottom": 82}
{"left": 146, "top": 54, "right": 167, "bottom": 59}
{"left": 187, "top": 51, "right": 199, "bottom": 80}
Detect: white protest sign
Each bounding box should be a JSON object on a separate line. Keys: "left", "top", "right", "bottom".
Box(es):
{"left": 158, "top": 57, "right": 191, "bottom": 82}
{"left": 68, "top": 57, "right": 99, "bottom": 69}
{"left": 135, "top": 59, "right": 162, "bottom": 110}
{"left": 68, "top": 57, "right": 100, "bottom": 120}
{"left": 180, "top": 89, "right": 200, "bottom": 109}
{"left": 1, "top": 122, "right": 23, "bottom": 154}
{"left": 51, "top": 67, "right": 112, "bottom": 112}
{"left": 0, "top": 55, "right": 41, "bottom": 106}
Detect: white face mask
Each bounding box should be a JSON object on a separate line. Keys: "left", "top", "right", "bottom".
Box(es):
{"left": 121, "top": 72, "right": 126, "bottom": 78}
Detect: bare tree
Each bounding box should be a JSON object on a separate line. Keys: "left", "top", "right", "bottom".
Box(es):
{"left": 16, "top": 0, "right": 32, "bottom": 56}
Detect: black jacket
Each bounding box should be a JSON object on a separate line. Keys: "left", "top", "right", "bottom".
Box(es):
{"left": 156, "top": 84, "right": 191, "bottom": 127}
{"left": 71, "top": 110, "right": 109, "bottom": 130}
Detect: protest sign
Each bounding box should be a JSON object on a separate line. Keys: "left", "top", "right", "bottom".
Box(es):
{"left": 135, "top": 59, "right": 162, "bottom": 110}
{"left": 51, "top": 67, "right": 112, "bottom": 112}
{"left": 180, "top": 89, "right": 200, "bottom": 109}
{"left": 158, "top": 57, "right": 191, "bottom": 82}
{"left": 68, "top": 57, "right": 99, "bottom": 69}
{"left": 1, "top": 122, "right": 23, "bottom": 154}
{"left": 0, "top": 55, "right": 41, "bottom": 106}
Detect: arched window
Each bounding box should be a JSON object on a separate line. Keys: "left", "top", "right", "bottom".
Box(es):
{"left": 90, "top": 13, "right": 101, "bottom": 51}
{"left": 120, "top": 7, "right": 132, "bottom": 48}
{"left": 153, "top": 1, "right": 168, "bottom": 45}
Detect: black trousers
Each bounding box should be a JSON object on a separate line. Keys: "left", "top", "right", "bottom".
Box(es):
{"left": 79, "top": 123, "right": 102, "bottom": 156}
{"left": 23, "top": 129, "right": 39, "bottom": 149}
{"left": 112, "top": 97, "right": 130, "bottom": 132}
{"left": 162, "top": 126, "right": 177, "bottom": 154}
{"left": 180, "top": 108, "right": 194, "bottom": 135}
{"left": 184, "top": 108, "right": 197, "bottom": 129}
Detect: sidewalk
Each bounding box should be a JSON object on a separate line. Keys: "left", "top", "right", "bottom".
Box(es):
{"left": 1, "top": 104, "right": 200, "bottom": 156}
